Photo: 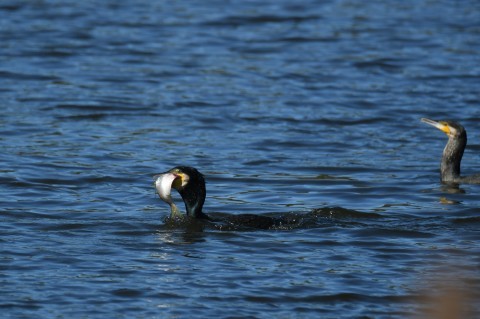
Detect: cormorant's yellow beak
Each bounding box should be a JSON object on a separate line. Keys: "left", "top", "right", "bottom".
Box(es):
{"left": 171, "top": 175, "right": 182, "bottom": 190}
{"left": 421, "top": 118, "right": 452, "bottom": 136}
{"left": 171, "top": 172, "right": 189, "bottom": 190}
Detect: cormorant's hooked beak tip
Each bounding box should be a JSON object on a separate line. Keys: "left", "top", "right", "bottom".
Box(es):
{"left": 421, "top": 118, "right": 451, "bottom": 135}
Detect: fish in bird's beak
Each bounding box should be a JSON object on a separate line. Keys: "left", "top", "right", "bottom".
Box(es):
{"left": 153, "top": 172, "right": 183, "bottom": 218}
{"left": 154, "top": 172, "right": 177, "bottom": 204}
{"left": 421, "top": 118, "right": 453, "bottom": 136}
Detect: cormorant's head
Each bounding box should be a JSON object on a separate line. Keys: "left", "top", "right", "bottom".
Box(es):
{"left": 154, "top": 166, "right": 206, "bottom": 218}
{"left": 421, "top": 118, "right": 466, "bottom": 140}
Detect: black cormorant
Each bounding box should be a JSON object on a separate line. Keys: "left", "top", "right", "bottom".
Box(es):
{"left": 154, "top": 166, "right": 279, "bottom": 229}
{"left": 421, "top": 118, "right": 480, "bottom": 184}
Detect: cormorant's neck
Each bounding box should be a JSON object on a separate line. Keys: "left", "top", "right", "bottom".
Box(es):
{"left": 178, "top": 179, "right": 208, "bottom": 219}
{"left": 441, "top": 133, "right": 466, "bottom": 182}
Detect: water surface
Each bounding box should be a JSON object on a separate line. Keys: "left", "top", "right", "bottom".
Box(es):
{"left": 1, "top": 0, "right": 480, "bottom": 318}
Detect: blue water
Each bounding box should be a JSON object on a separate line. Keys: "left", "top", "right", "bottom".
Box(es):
{"left": 1, "top": 1, "right": 480, "bottom": 318}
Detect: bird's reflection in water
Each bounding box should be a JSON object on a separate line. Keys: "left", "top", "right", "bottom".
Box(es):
{"left": 156, "top": 223, "right": 207, "bottom": 245}
{"left": 440, "top": 183, "right": 465, "bottom": 194}
{"left": 437, "top": 183, "right": 464, "bottom": 205}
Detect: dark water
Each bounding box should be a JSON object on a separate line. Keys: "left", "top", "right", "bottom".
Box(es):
{"left": 1, "top": 0, "right": 480, "bottom": 318}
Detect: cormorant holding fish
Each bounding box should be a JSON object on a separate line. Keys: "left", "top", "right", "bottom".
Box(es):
{"left": 421, "top": 118, "right": 480, "bottom": 184}
{"left": 153, "top": 166, "right": 281, "bottom": 229}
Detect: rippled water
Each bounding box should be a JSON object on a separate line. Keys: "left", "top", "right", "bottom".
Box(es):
{"left": 1, "top": 1, "right": 480, "bottom": 318}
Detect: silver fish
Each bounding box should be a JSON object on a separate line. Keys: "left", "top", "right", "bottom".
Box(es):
{"left": 153, "top": 172, "right": 183, "bottom": 218}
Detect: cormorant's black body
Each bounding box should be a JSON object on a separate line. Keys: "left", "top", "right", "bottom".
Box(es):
{"left": 164, "top": 166, "right": 278, "bottom": 229}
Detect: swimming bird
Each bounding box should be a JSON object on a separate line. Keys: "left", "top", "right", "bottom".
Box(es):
{"left": 153, "top": 166, "right": 280, "bottom": 229}
{"left": 421, "top": 118, "right": 480, "bottom": 184}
